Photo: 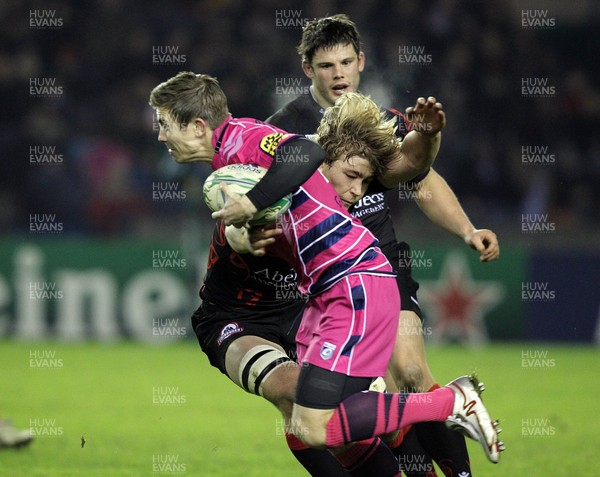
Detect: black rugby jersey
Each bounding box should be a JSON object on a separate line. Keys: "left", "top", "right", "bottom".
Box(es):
{"left": 266, "top": 94, "right": 325, "bottom": 136}
{"left": 201, "top": 221, "right": 305, "bottom": 311}
{"left": 267, "top": 93, "right": 422, "bottom": 267}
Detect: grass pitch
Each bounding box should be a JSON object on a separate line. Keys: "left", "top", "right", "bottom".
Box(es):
{"left": 1, "top": 341, "right": 598, "bottom": 476}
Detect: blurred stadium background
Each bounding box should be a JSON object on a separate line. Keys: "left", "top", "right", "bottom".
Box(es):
{"left": 1, "top": 0, "right": 599, "bottom": 475}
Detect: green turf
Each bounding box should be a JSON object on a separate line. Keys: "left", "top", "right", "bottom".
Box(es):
{"left": 1, "top": 341, "right": 598, "bottom": 476}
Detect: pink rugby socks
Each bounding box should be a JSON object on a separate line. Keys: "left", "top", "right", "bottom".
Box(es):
{"left": 325, "top": 387, "right": 454, "bottom": 447}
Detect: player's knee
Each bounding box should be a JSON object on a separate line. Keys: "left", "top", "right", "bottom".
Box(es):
{"left": 291, "top": 405, "right": 330, "bottom": 448}
{"left": 237, "top": 345, "right": 297, "bottom": 402}
{"left": 298, "top": 431, "right": 326, "bottom": 448}
{"left": 294, "top": 421, "right": 327, "bottom": 448}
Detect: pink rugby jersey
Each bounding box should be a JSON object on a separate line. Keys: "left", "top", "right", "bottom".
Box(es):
{"left": 211, "top": 116, "right": 297, "bottom": 168}
{"left": 211, "top": 116, "right": 394, "bottom": 296}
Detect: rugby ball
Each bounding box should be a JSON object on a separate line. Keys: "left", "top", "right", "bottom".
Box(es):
{"left": 203, "top": 164, "right": 292, "bottom": 226}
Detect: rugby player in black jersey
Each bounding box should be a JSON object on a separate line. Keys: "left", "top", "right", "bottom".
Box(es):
{"left": 265, "top": 14, "right": 499, "bottom": 477}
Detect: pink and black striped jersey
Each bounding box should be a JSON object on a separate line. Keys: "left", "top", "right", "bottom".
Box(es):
{"left": 210, "top": 116, "right": 394, "bottom": 296}
{"left": 279, "top": 171, "right": 394, "bottom": 295}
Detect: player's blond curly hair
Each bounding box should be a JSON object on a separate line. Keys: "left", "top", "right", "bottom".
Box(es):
{"left": 316, "top": 92, "right": 400, "bottom": 177}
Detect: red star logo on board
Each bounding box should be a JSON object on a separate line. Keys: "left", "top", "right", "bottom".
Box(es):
{"left": 418, "top": 251, "right": 504, "bottom": 344}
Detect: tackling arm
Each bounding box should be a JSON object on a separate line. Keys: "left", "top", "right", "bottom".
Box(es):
{"left": 225, "top": 225, "right": 282, "bottom": 257}
{"left": 212, "top": 137, "right": 326, "bottom": 227}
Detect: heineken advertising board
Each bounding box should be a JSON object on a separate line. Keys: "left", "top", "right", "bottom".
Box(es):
{"left": 0, "top": 239, "right": 597, "bottom": 343}
{"left": 0, "top": 239, "right": 202, "bottom": 342}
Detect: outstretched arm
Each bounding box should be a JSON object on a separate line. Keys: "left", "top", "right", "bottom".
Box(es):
{"left": 414, "top": 169, "right": 500, "bottom": 262}
{"left": 379, "top": 97, "right": 446, "bottom": 187}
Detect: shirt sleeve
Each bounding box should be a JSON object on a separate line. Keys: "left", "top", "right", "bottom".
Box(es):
{"left": 245, "top": 136, "right": 327, "bottom": 211}
{"left": 405, "top": 168, "right": 431, "bottom": 185}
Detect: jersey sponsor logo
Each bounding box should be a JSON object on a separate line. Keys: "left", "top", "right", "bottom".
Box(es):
{"left": 217, "top": 322, "right": 243, "bottom": 345}
{"left": 259, "top": 133, "right": 290, "bottom": 157}
{"left": 351, "top": 203, "right": 385, "bottom": 219}
{"left": 353, "top": 192, "right": 385, "bottom": 209}
{"left": 320, "top": 342, "right": 336, "bottom": 360}
{"left": 254, "top": 267, "right": 297, "bottom": 286}
{"left": 351, "top": 192, "right": 386, "bottom": 219}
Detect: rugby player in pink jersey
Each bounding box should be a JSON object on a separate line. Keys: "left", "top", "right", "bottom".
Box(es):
{"left": 149, "top": 72, "right": 503, "bottom": 475}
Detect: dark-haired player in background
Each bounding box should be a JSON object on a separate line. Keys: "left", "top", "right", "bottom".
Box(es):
{"left": 267, "top": 14, "right": 499, "bottom": 477}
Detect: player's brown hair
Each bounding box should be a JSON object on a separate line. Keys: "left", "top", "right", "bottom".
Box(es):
{"left": 149, "top": 72, "right": 230, "bottom": 129}
{"left": 297, "top": 14, "right": 361, "bottom": 64}
{"left": 317, "top": 92, "right": 399, "bottom": 178}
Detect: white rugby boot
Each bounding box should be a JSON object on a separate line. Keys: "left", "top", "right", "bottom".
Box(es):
{"left": 445, "top": 374, "right": 505, "bottom": 463}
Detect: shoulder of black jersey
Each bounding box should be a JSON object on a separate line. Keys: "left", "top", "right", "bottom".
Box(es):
{"left": 266, "top": 94, "right": 322, "bottom": 134}
{"left": 265, "top": 97, "right": 297, "bottom": 125}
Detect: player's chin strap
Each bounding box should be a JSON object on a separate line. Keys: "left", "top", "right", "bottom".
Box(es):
{"left": 238, "top": 345, "right": 296, "bottom": 397}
